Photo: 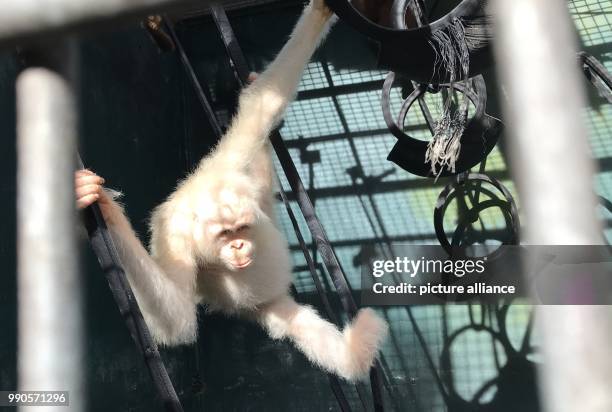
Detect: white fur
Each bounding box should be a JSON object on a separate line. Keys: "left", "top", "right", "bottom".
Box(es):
{"left": 256, "top": 297, "right": 388, "bottom": 380}
{"left": 98, "top": 1, "right": 388, "bottom": 381}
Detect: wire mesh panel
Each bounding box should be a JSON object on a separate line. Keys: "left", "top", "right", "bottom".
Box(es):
{"left": 253, "top": 2, "right": 610, "bottom": 410}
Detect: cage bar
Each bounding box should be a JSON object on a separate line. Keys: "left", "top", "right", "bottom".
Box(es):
{"left": 16, "top": 41, "right": 83, "bottom": 411}
{"left": 491, "top": 1, "right": 612, "bottom": 411}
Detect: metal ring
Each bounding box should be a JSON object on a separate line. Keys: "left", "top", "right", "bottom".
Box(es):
{"left": 382, "top": 74, "right": 502, "bottom": 177}
{"left": 433, "top": 173, "right": 520, "bottom": 258}
{"left": 325, "top": 0, "right": 493, "bottom": 83}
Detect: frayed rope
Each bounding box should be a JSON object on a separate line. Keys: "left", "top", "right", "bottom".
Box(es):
{"left": 425, "top": 17, "right": 473, "bottom": 178}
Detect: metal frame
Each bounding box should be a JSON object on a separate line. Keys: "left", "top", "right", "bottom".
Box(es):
{"left": 7, "top": 0, "right": 612, "bottom": 411}
{"left": 0, "top": 0, "right": 257, "bottom": 48}
{"left": 16, "top": 40, "right": 83, "bottom": 410}
{"left": 491, "top": 1, "right": 612, "bottom": 412}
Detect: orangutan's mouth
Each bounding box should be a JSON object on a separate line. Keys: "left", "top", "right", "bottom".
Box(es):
{"left": 235, "top": 259, "right": 253, "bottom": 269}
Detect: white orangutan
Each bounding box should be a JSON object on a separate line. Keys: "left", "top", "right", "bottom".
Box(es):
{"left": 75, "top": 0, "right": 388, "bottom": 381}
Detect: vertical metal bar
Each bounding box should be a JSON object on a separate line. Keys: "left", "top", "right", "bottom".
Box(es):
{"left": 491, "top": 1, "right": 612, "bottom": 412}
{"left": 163, "top": 19, "right": 223, "bottom": 138}
{"left": 16, "top": 40, "right": 83, "bottom": 411}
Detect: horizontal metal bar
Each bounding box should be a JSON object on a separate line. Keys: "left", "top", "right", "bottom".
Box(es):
{"left": 0, "top": 0, "right": 240, "bottom": 48}
{"left": 288, "top": 218, "right": 612, "bottom": 252}
{"left": 296, "top": 79, "right": 385, "bottom": 101}
{"left": 281, "top": 127, "right": 421, "bottom": 147}
{"left": 176, "top": 0, "right": 300, "bottom": 21}
{"left": 275, "top": 171, "right": 511, "bottom": 200}
{"left": 287, "top": 232, "right": 467, "bottom": 251}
